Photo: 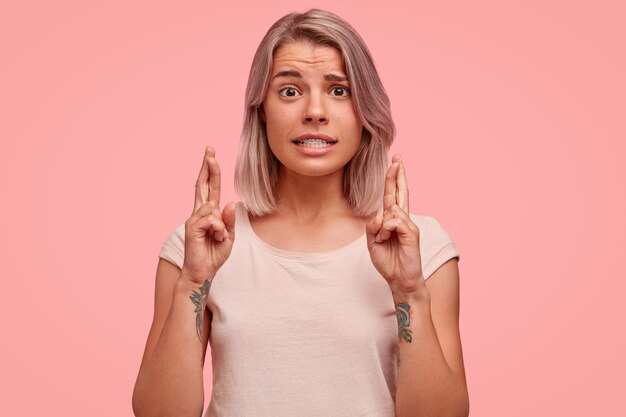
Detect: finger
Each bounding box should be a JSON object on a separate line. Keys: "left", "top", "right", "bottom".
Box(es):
{"left": 192, "top": 214, "right": 227, "bottom": 242}
{"left": 395, "top": 154, "right": 409, "bottom": 213}
{"left": 205, "top": 200, "right": 227, "bottom": 241}
{"left": 383, "top": 193, "right": 396, "bottom": 213}
{"left": 207, "top": 153, "right": 221, "bottom": 206}
{"left": 389, "top": 205, "right": 420, "bottom": 240}
{"left": 383, "top": 162, "right": 400, "bottom": 213}
{"left": 377, "top": 202, "right": 395, "bottom": 242}
{"left": 189, "top": 200, "right": 220, "bottom": 224}
{"left": 193, "top": 146, "right": 214, "bottom": 214}
{"left": 377, "top": 205, "right": 419, "bottom": 243}
{"left": 222, "top": 201, "right": 237, "bottom": 241}
{"left": 377, "top": 216, "right": 416, "bottom": 243}
{"left": 390, "top": 204, "right": 416, "bottom": 227}
{"left": 365, "top": 214, "right": 384, "bottom": 247}
{"left": 199, "top": 200, "right": 227, "bottom": 241}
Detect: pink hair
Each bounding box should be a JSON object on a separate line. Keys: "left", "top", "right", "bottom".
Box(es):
{"left": 235, "top": 9, "right": 395, "bottom": 216}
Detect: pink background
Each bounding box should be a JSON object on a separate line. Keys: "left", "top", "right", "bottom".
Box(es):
{"left": 1, "top": 0, "right": 624, "bottom": 415}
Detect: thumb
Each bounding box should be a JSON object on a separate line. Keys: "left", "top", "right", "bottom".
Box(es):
{"left": 365, "top": 214, "right": 383, "bottom": 247}
{"left": 222, "top": 201, "right": 237, "bottom": 241}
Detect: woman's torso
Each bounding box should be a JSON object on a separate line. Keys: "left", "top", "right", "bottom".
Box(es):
{"left": 204, "top": 202, "right": 398, "bottom": 417}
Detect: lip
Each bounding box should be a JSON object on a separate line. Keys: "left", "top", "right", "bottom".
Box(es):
{"left": 293, "top": 141, "right": 336, "bottom": 156}
{"left": 292, "top": 134, "right": 337, "bottom": 156}
{"left": 292, "top": 133, "right": 337, "bottom": 143}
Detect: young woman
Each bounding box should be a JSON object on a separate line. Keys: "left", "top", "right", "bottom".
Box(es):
{"left": 133, "top": 9, "right": 469, "bottom": 417}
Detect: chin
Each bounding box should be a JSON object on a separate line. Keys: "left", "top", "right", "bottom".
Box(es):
{"left": 281, "top": 159, "right": 348, "bottom": 178}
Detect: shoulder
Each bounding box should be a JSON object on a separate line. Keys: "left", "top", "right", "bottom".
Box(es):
{"left": 409, "top": 213, "right": 461, "bottom": 280}
{"left": 409, "top": 214, "right": 453, "bottom": 241}
{"left": 166, "top": 220, "right": 186, "bottom": 245}
{"left": 158, "top": 221, "right": 186, "bottom": 269}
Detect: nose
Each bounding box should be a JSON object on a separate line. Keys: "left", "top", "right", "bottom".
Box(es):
{"left": 303, "top": 93, "right": 328, "bottom": 125}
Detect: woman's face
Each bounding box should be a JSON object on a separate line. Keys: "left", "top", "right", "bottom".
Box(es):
{"left": 262, "top": 41, "right": 363, "bottom": 178}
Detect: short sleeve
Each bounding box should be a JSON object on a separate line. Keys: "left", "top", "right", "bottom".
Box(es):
{"left": 158, "top": 222, "right": 186, "bottom": 269}
{"left": 410, "top": 214, "right": 460, "bottom": 280}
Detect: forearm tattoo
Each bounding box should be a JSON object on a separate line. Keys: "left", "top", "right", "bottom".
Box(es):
{"left": 190, "top": 279, "right": 211, "bottom": 344}
{"left": 396, "top": 301, "right": 413, "bottom": 367}
{"left": 396, "top": 302, "right": 413, "bottom": 343}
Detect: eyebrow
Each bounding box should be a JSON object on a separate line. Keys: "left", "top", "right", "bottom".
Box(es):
{"left": 272, "top": 70, "right": 348, "bottom": 82}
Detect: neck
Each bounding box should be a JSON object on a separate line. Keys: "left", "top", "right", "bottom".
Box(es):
{"left": 272, "top": 166, "right": 353, "bottom": 221}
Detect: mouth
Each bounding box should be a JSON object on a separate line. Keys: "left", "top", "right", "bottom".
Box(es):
{"left": 292, "top": 134, "right": 338, "bottom": 148}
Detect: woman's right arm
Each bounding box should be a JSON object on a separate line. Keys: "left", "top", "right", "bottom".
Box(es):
{"left": 132, "top": 261, "right": 213, "bottom": 417}
{"left": 132, "top": 146, "right": 236, "bottom": 417}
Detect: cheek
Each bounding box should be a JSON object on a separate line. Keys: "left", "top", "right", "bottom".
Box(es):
{"left": 263, "top": 107, "right": 282, "bottom": 138}
{"left": 338, "top": 113, "right": 362, "bottom": 142}
{"left": 266, "top": 104, "right": 300, "bottom": 132}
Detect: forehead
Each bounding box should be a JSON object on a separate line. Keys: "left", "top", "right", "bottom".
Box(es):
{"left": 272, "top": 41, "right": 345, "bottom": 73}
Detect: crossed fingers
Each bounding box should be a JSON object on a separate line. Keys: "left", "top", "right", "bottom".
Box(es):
{"left": 377, "top": 154, "right": 412, "bottom": 242}
{"left": 191, "top": 146, "right": 227, "bottom": 241}
{"left": 193, "top": 146, "right": 221, "bottom": 215}
{"left": 383, "top": 154, "right": 409, "bottom": 213}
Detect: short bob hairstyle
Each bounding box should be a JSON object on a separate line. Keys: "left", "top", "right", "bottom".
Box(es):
{"left": 235, "top": 9, "right": 396, "bottom": 217}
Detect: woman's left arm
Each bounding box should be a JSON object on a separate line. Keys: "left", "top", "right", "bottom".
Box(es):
{"left": 393, "top": 259, "right": 469, "bottom": 417}
{"left": 366, "top": 155, "right": 469, "bottom": 417}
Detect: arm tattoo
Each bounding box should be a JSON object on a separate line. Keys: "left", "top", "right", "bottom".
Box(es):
{"left": 190, "top": 279, "right": 211, "bottom": 344}
{"left": 396, "top": 302, "right": 413, "bottom": 343}
{"left": 396, "top": 301, "right": 412, "bottom": 367}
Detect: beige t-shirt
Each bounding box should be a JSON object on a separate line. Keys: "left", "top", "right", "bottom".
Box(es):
{"left": 159, "top": 202, "right": 460, "bottom": 417}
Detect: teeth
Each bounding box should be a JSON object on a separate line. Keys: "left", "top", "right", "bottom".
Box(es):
{"left": 296, "top": 139, "right": 334, "bottom": 148}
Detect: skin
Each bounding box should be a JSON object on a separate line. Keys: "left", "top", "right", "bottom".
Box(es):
{"left": 251, "top": 40, "right": 369, "bottom": 250}
{"left": 263, "top": 41, "right": 363, "bottom": 179}
{"left": 133, "top": 40, "right": 469, "bottom": 417}
{"left": 369, "top": 155, "right": 469, "bottom": 414}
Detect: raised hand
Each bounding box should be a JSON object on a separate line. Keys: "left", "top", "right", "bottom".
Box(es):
{"left": 181, "top": 146, "right": 236, "bottom": 285}
{"left": 365, "top": 154, "right": 425, "bottom": 295}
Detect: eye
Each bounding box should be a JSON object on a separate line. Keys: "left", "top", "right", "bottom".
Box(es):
{"left": 279, "top": 87, "right": 301, "bottom": 97}
{"left": 331, "top": 86, "right": 351, "bottom": 97}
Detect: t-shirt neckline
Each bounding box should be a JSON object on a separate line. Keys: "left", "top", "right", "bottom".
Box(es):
{"left": 237, "top": 203, "right": 366, "bottom": 261}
